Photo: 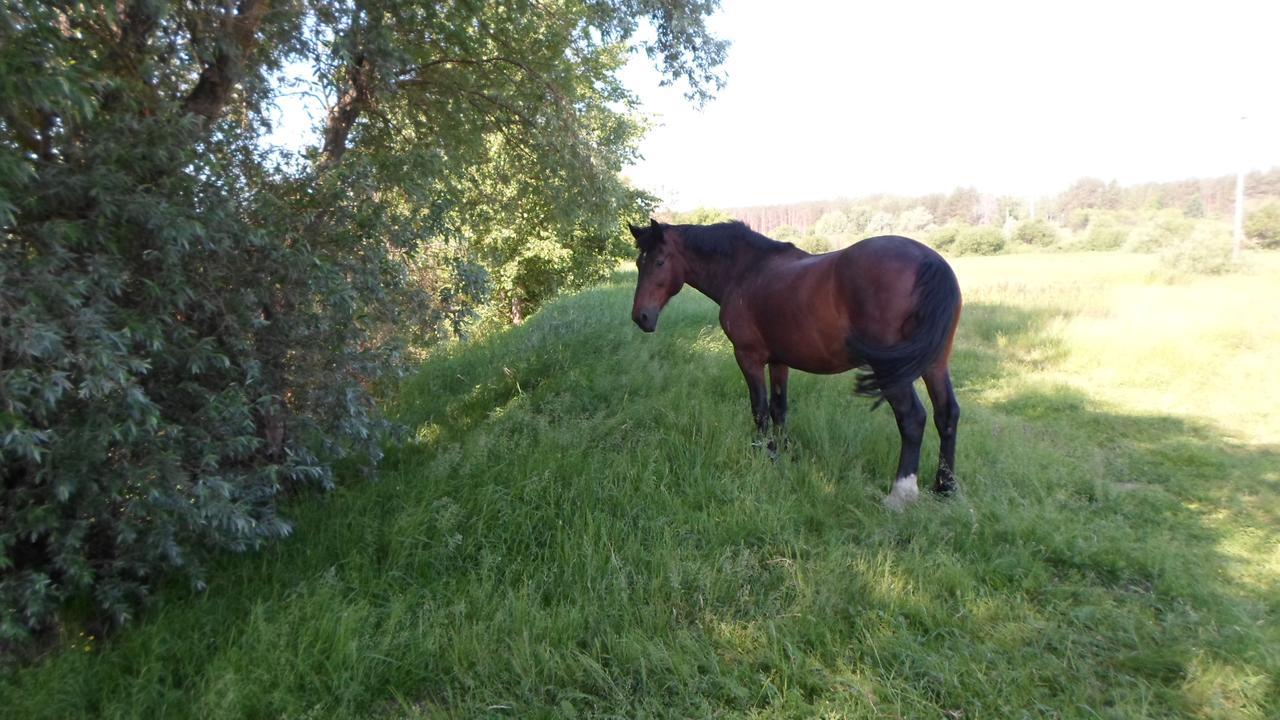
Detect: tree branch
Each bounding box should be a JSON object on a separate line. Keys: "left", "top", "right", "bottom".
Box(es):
{"left": 318, "top": 54, "right": 374, "bottom": 169}
{"left": 181, "top": 0, "right": 270, "bottom": 123}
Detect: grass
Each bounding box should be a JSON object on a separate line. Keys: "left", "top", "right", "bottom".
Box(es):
{"left": 2, "top": 251, "right": 1277, "bottom": 718}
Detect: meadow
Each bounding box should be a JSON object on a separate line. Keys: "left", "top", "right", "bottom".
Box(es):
{"left": 1, "top": 251, "right": 1276, "bottom": 718}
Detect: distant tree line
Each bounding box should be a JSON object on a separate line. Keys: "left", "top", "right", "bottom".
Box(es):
{"left": 665, "top": 168, "right": 1280, "bottom": 265}
{"left": 718, "top": 169, "right": 1280, "bottom": 238}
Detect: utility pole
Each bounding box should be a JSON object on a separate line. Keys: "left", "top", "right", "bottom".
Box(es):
{"left": 1233, "top": 116, "right": 1246, "bottom": 262}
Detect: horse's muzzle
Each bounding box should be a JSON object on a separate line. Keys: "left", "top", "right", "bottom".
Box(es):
{"left": 633, "top": 309, "right": 657, "bottom": 333}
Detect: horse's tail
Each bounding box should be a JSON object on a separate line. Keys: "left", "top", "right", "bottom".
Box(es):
{"left": 850, "top": 251, "right": 961, "bottom": 406}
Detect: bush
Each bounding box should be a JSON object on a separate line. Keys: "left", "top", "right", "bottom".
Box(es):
{"left": 951, "top": 226, "right": 1006, "bottom": 256}
{"left": 1125, "top": 210, "right": 1192, "bottom": 253}
{"left": 1011, "top": 219, "right": 1060, "bottom": 247}
{"left": 1079, "top": 221, "right": 1128, "bottom": 251}
{"left": 796, "top": 234, "right": 832, "bottom": 254}
{"left": 0, "top": 0, "right": 710, "bottom": 649}
{"left": 926, "top": 224, "right": 964, "bottom": 252}
{"left": 1154, "top": 228, "right": 1236, "bottom": 280}
{"left": 1245, "top": 203, "right": 1280, "bottom": 249}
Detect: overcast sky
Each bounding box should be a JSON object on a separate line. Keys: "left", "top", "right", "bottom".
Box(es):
{"left": 622, "top": 0, "right": 1280, "bottom": 210}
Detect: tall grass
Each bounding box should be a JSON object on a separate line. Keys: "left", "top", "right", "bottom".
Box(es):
{"left": 2, "top": 253, "right": 1277, "bottom": 718}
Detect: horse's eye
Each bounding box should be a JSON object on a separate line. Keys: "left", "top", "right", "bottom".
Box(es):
{"left": 656, "top": 258, "right": 665, "bottom": 267}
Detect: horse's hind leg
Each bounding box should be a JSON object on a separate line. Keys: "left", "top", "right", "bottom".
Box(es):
{"left": 881, "top": 382, "right": 926, "bottom": 511}
{"left": 923, "top": 363, "right": 960, "bottom": 495}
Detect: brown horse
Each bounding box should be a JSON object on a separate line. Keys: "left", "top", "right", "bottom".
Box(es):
{"left": 629, "top": 219, "right": 962, "bottom": 510}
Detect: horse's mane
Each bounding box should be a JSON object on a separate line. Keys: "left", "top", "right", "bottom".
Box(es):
{"left": 677, "top": 221, "right": 796, "bottom": 257}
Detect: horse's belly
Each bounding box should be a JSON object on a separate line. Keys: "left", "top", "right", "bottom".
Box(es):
{"left": 764, "top": 325, "right": 855, "bottom": 374}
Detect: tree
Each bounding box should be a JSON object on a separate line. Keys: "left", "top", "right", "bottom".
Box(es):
{"left": 895, "top": 206, "right": 934, "bottom": 234}
{"left": 1244, "top": 202, "right": 1280, "bottom": 249}
{"left": 671, "top": 207, "right": 733, "bottom": 225}
{"left": 942, "top": 187, "right": 981, "bottom": 224}
{"left": 951, "top": 226, "right": 1005, "bottom": 256}
{"left": 0, "top": 0, "right": 725, "bottom": 646}
{"left": 1011, "top": 219, "right": 1060, "bottom": 247}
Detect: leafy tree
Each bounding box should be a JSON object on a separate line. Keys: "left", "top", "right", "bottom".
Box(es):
{"left": 941, "top": 187, "right": 981, "bottom": 224}
{"left": 1081, "top": 220, "right": 1128, "bottom": 250}
{"left": 813, "top": 210, "right": 850, "bottom": 238}
{"left": 0, "top": 0, "right": 725, "bottom": 646}
{"left": 1012, "top": 218, "right": 1060, "bottom": 247}
{"left": 770, "top": 224, "right": 800, "bottom": 242}
{"left": 895, "top": 206, "right": 934, "bottom": 234}
{"left": 926, "top": 224, "right": 964, "bottom": 252}
{"left": 951, "top": 226, "right": 1006, "bottom": 256}
{"left": 1126, "top": 209, "right": 1192, "bottom": 252}
{"left": 1244, "top": 202, "right": 1280, "bottom": 249}
{"left": 671, "top": 207, "right": 732, "bottom": 225}
{"left": 795, "top": 234, "right": 831, "bottom": 254}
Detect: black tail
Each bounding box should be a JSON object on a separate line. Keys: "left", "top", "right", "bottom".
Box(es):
{"left": 850, "top": 252, "right": 961, "bottom": 405}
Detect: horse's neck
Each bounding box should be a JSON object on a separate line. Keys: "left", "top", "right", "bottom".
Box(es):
{"left": 683, "top": 249, "right": 763, "bottom": 305}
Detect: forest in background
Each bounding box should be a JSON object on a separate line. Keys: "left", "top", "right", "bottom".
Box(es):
{"left": 670, "top": 168, "right": 1280, "bottom": 269}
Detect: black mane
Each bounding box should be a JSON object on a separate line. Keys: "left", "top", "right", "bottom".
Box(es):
{"left": 677, "top": 221, "right": 796, "bottom": 258}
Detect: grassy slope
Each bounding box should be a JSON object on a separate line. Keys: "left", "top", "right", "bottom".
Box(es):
{"left": 2, "top": 253, "right": 1277, "bottom": 719}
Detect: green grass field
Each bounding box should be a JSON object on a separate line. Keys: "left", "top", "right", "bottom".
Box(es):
{"left": 2, "top": 252, "right": 1277, "bottom": 718}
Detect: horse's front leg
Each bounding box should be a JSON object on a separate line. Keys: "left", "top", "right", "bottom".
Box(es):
{"left": 733, "top": 348, "right": 772, "bottom": 453}
{"left": 769, "top": 363, "right": 791, "bottom": 451}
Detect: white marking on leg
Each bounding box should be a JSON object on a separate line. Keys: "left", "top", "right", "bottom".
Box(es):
{"left": 882, "top": 474, "right": 919, "bottom": 512}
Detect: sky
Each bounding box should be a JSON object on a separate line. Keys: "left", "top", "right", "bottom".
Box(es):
{"left": 622, "top": 0, "right": 1280, "bottom": 210}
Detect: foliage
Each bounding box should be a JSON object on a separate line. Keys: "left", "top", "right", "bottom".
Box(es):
{"left": 794, "top": 233, "right": 830, "bottom": 254}
{"left": 1244, "top": 202, "right": 1280, "bottom": 249}
{"left": 769, "top": 224, "right": 799, "bottom": 242}
{"left": 1154, "top": 227, "right": 1237, "bottom": 281}
{"left": 812, "top": 210, "right": 850, "bottom": 239}
{"left": 1011, "top": 218, "right": 1060, "bottom": 247}
{"left": 1125, "top": 209, "right": 1192, "bottom": 252}
{"left": 0, "top": 0, "right": 724, "bottom": 646}
{"left": 1079, "top": 216, "right": 1128, "bottom": 251}
{"left": 2, "top": 255, "right": 1276, "bottom": 717}
{"left": 926, "top": 224, "right": 964, "bottom": 252}
{"left": 669, "top": 207, "right": 732, "bottom": 225}
{"left": 895, "top": 205, "right": 934, "bottom": 234}
{"left": 950, "top": 225, "right": 1005, "bottom": 256}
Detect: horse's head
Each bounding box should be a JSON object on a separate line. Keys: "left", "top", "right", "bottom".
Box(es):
{"left": 630, "top": 218, "right": 684, "bottom": 332}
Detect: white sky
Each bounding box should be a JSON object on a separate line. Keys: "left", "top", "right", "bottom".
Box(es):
{"left": 623, "top": 0, "right": 1280, "bottom": 210}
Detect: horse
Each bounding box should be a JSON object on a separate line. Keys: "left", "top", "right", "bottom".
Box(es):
{"left": 628, "top": 219, "right": 962, "bottom": 511}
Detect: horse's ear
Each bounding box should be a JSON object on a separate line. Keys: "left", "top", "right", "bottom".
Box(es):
{"left": 630, "top": 219, "right": 663, "bottom": 251}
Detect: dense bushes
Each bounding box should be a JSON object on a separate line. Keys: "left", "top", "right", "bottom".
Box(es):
{"left": 1246, "top": 203, "right": 1280, "bottom": 248}
{"left": 951, "top": 226, "right": 1006, "bottom": 256}
{"left": 1012, "top": 219, "right": 1060, "bottom": 247}
{"left": 0, "top": 0, "right": 723, "bottom": 648}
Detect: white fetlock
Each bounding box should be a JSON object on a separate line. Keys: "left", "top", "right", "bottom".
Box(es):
{"left": 882, "top": 474, "right": 919, "bottom": 512}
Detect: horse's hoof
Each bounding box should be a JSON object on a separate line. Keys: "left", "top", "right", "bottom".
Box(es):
{"left": 751, "top": 439, "right": 780, "bottom": 462}
{"left": 882, "top": 474, "right": 919, "bottom": 512}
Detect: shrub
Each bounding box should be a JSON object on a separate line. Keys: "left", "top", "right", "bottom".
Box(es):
{"left": 1079, "top": 220, "right": 1128, "bottom": 251}
{"left": 796, "top": 234, "right": 832, "bottom": 254}
{"left": 1245, "top": 203, "right": 1280, "bottom": 249}
{"left": 927, "top": 224, "right": 964, "bottom": 252}
{"left": 951, "top": 226, "right": 1006, "bottom": 256}
{"left": 0, "top": 0, "right": 718, "bottom": 649}
{"left": 1011, "top": 219, "right": 1061, "bottom": 247}
{"left": 1154, "top": 228, "right": 1236, "bottom": 280}
{"left": 1125, "top": 210, "right": 1192, "bottom": 253}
